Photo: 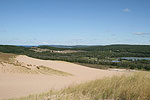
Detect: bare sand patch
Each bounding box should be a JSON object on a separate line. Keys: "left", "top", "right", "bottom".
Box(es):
{"left": 0, "top": 55, "right": 131, "bottom": 99}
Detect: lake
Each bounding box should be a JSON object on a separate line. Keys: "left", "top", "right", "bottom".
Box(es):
{"left": 120, "top": 57, "right": 150, "bottom": 61}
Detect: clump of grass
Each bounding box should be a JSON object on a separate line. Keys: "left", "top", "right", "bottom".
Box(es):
{"left": 0, "top": 52, "right": 37, "bottom": 74}
{"left": 37, "top": 66, "right": 72, "bottom": 76}
{"left": 0, "top": 52, "right": 16, "bottom": 62}
{"left": 0, "top": 52, "right": 71, "bottom": 75}
{"left": 75, "top": 62, "right": 112, "bottom": 69}
{"left": 0, "top": 52, "right": 20, "bottom": 66}
{"left": 8, "top": 72, "right": 150, "bottom": 100}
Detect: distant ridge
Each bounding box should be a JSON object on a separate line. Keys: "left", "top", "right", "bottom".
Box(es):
{"left": 8, "top": 44, "right": 150, "bottom": 48}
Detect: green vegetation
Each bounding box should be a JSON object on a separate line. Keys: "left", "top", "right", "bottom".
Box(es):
{"left": 8, "top": 72, "right": 150, "bottom": 100}
{"left": 0, "top": 45, "right": 150, "bottom": 70}
{"left": 0, "top": 45, "right": 30, "bottom": 54}
{"left": 1, "top": 45, "right": 150, "bottom": 100}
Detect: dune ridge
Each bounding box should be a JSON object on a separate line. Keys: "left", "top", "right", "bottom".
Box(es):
{"left": 0, "top": 54, "right": 131, "bottom": 99}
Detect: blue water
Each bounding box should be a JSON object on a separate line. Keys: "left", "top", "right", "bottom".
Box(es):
{"left": 15, "top": 45, "right": 38, "bottom": 47}
{"left": 120, "top": 57, "right": 150, "bottom": 61}
{"left": 112, "top": 60, "right": 120, "bottom": 62}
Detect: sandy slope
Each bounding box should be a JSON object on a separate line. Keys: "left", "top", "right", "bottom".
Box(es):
{"left": 0, "top": 55, "right": 131, "bottom": 99}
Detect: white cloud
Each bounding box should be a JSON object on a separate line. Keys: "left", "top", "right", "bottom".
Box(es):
{"left": 122, "top": 8, "right": 131, "bottom": 12}
{"left": 42, "top": 42, "right": 49, "bottom": 44}
{"left": 133, "top": 32, "right": 150, "bottom": 35}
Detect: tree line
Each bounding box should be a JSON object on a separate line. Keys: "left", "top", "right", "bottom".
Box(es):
{"left": 0, "top": 45, "right": 150, "bottom": 70}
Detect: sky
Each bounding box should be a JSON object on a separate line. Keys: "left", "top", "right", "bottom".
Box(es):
{"left": 0, "top": 0, "right": 150, "bottom": 45}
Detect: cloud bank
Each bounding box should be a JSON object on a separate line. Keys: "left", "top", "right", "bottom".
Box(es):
{"left": 133, "top": 32, "right": 150, "bottom": 35}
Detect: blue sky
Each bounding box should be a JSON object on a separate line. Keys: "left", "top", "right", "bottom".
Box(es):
{"left": 0, "top": 0, "right": 150, "bottom": 45}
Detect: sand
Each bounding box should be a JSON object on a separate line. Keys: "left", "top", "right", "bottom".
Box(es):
{"left": 0, "top": 55, "right": 131, "bottom": 99}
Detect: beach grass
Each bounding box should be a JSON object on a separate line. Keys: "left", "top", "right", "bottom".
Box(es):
{"left": 0, "top": 52, "right": 16, "bottom": 62}
{"left": 0, "top": 52, "right": 71, "bottom": 76}
{"left": 8, "top": 71, "right": 150, "bottom": 100}
{"left": 36, "top": 65, "right": 72, "bottom": 76}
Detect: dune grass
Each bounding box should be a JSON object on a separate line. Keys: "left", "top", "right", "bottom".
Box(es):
{"left": 8, "top": 71, "right": 150, "bottom": 100}
{"left": 0, "top": 52, "right": 71, "bottom": 76}
{"left": 0, "top": 52, "right": 16, "bottom": 62}
{"left": 36, "top": 65, "right": 72, "bottom": 76}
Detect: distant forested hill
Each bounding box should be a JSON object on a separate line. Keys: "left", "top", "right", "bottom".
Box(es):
{"left": 0, "top": 45, "right": 30, "bottom": 54}
{"left": 1, "top": 44, "right": 150, "bottom": 55}
{"left": 39, "top": 45, "right": 150, "bottom": 54}
{"left": 0, "top": 44, "right": 150, "bottom": 70}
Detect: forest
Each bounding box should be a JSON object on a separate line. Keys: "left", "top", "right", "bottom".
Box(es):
{"left": 0, "top": 44, "right": 150, "bottom": 70}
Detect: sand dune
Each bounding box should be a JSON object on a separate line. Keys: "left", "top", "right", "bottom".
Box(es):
{"left": 0, "top": 55, "right": 131, "bottom": 99}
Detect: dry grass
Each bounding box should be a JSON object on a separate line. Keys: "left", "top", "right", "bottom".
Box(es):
{"left": 8, "top": 71, "right": 150, "bottom": 100}
{"left": 0, "top": 52, "right": 37, "bottom": 74}
{"left": 75, "top": 62, "right": 112, "bottom": 69}
{"left": 0, "top": 52, "right": 71, "bottom": 76}
{"left": 36, "top": 65, "right": 72, "bottom": 76}
{"left": 0, "top": 52, "right": 16, "bottom": 62}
